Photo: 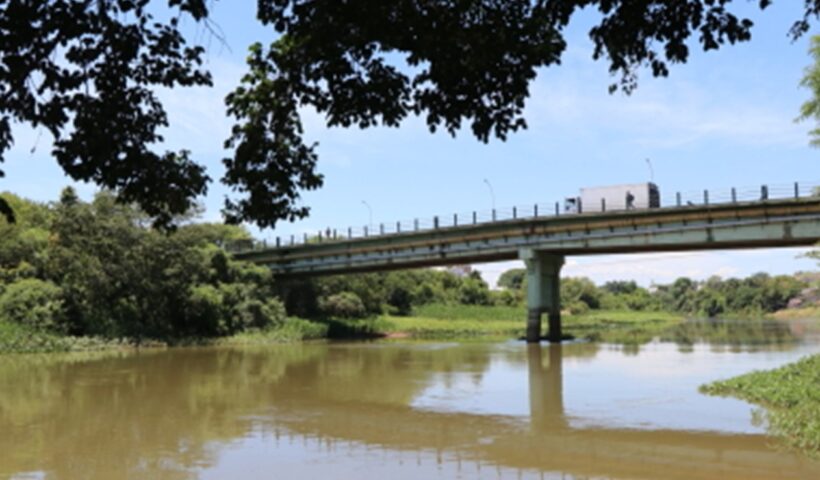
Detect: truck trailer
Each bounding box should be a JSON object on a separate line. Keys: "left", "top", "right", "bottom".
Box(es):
{"left": 564, "top": 183, "right": 660, "bottom": 214}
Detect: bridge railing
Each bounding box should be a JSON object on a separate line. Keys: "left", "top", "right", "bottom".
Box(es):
{"left": 226, "top": 181, "right": 820, "bottom": 253}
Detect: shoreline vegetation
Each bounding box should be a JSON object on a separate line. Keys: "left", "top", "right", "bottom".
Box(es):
{"left": 701, "top": 354, "right": 820, "bottom": 457}
{"left": 3, "top": 306, "right": 682, "bottom": 353}
{"left": 5, "top": 302, "right": 814, "bottom": 354}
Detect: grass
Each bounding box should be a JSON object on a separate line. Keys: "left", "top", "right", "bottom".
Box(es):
{"left": 218, "top": 317, "right": 330, "bottom": 345}
{"left": 700, "top": 354, "right": 820, "bottom": 457}
{"left": 380, "top": 305, "right": 683, "bottom": 341}
{"left": 0, "top": 314, "right": 376, "bottom": 354}
{"left": 0, "top": 320, "right": 130, "bottom": 354}
{"left": 410, "top": 304, "right": 525, "bottom": 322}
{"left": 771, "top": 305, "right": 820, "bottom": 321}
{"left": 383, "top": 316, "right": 523, "bottom": 338}
{"left": 0, "top": 303, "right": 744, "bottom": 353}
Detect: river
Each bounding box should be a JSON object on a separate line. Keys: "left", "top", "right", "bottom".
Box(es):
{"left": 1, "top": 319, "right": 819, "bottom": 479}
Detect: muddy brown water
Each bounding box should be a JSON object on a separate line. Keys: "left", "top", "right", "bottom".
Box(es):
{"left": 1, "top": 319, "right": 819, "bottom": 479}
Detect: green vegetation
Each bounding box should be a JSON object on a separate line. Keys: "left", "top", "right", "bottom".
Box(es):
{"left": 497, "top": 273, "right": 806, "bottom": 318}
{"left": 701, "top": 354, "right": 820, "bottom": 456}
{"left": 282, "top": 266, "right": 808, "bottom": 324}
{"left": 217, "top": 317, "right": 329, "bottom": 345}
{"left": 0, "top": 188, "right": 815, "bottom": 354}
{"left": 798, "top": 35, "right": 820, "bottom": 147}
{"left": 773, "top": 306, "right": 820, "bottom": 320}
{"left": 381, "top": 305, "right": 681, "bottom": 341}
{"left": 0, "top": 189, "right": 286, "bottom": 352}
{"left": 0, "top": 319, "right": 131, "bottom": 354}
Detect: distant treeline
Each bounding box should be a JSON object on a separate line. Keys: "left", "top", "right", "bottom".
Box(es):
{"left": 0, "top": 189, "right": 814, "bottom": 345}
{"left": 281, "top": 267, "right": 808, "bottom": 320}
{"left": 497, "top": 269, "right": 809, "bottom": 317}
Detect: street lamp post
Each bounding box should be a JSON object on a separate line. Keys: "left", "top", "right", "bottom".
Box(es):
{"left": 483, "top": 178, "right": 496, "bottom": 211}
{"left": 361, "top": 200, "right": 373, "bottom": 230}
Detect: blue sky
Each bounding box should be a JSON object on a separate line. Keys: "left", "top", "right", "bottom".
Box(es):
{"left": 2, "top": 1, "right": 818, "bottom": 286}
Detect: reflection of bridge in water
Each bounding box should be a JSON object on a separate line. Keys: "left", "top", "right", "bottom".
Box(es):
{"left": 1, "top": 341, "right": 818, "bottom": 479}
{"left": 266, "top": 344, "right": 819, "bottom": 480}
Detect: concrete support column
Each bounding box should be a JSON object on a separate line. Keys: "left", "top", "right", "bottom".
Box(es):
{"left": 520, "top": 249, "right": 564, "bottom": 343}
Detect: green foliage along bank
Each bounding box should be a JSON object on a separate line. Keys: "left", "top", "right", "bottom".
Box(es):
{"left": 701, "top": 354, "right": 820, "bottom": 456}
{"left": 280, "top": 264, "right": 809, "bottom": 323}
{"left": 0, "top": 189, "right": 287, "bottom": 351}
{"left": 381, "top": 305, "right": 682, "bottom": 341}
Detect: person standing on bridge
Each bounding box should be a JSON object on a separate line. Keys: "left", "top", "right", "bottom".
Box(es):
{"left": 626, "top": 190, "right": 635, "bottom": 210}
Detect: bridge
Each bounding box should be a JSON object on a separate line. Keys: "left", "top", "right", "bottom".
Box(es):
{"left": 234, "top": 182, "right": 820, "bottom": 342}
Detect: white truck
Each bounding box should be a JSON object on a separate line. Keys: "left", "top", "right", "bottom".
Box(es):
{"left": 564, "top": 183, "right": 660, "bottom": 214}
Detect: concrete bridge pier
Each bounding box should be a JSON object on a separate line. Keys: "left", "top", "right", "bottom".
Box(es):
{"left": 520, "top": 249, "right": 564, "bottom": 343}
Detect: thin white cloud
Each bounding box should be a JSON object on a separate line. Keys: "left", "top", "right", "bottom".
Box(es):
{"left": 526, "top": 69, "right": 807, "bottom": 149}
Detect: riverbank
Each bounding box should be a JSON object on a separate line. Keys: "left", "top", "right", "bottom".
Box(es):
{"left": 379, "top": 305, "right": 682, "bottom": 340}
{"left": 0, "top": 307, "right": 683, "bottom": 354}
{"left": 0, "top": 320, "right": 134, "bottom": 354}
{"left": 5, "top": 304, "right": 806, "bottom": 354}
{"left": 700, "top": 354, "right": 820, "bottom": 457}
{"left": 214, "top": 306, "right": 684, "bottom": 344}
{"left": 771, "top": 305, "right": 820, "bottom": 321}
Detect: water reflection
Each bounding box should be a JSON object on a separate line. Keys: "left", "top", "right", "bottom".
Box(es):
{"left": 661, "top": 318, "right": 799, "bottom": 349}
{"left": 588, "top": 317, "right": 801, "bottom": 355}
{"left": 0, "top": 331, "right": 818, "bottom": 479}
{"left": 528, "top": 344, "right": 565, "bottom": 431}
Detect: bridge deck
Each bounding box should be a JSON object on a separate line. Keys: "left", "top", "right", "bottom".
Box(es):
{"left": 235, "top": 197, "right": 820, "bottom": 276}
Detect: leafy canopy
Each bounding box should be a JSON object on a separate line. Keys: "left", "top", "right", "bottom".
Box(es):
{"left": 3, "top": 1, "right": 820, "bottom": 228}
{"left": 797, "top": 35, "right": 820, "bottom": 146}
{"left": 0, "top": 0, "right": 211, "bottom": 226}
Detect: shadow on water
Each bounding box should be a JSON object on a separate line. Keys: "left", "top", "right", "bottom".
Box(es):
{"left": 0, "top": 333, "right": 818, "bottom": 479}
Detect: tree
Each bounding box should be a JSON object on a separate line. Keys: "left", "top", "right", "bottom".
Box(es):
{"left": 497, "top": 268, "right": 526, "bottom": 291}
{"left": 562, "top": 277, "right": 601, "bottom": 310}
{"left": 0, "top": 1, "right": 212, "bottom": 227}
{"left": 0, "top": 192, "right": 51, "bottom": 268}
{"left": 458, "top": 276, "right": 492, "bottom": 306}
{"left": 318, "top": 292, "right": 367, "bottom": 319}
{"left": 602, "top": 280, "right": 639, "bottom": 295}
{"left": 693, "top": 288, "right": 727, "bottom": 317}
{"left": 0, "top": 278, "right": 64, "bottom": 332}
{"left": 797, "top": 35, "right": 820, "bottom": 146}
{"left": 4, "top": 187, "right": 285, "bottom": 340}
{"left": 4, "top": 2, "right": 820, "bottom": 228}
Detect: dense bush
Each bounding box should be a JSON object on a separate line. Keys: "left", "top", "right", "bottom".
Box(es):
{"left": 319, "top": 292, "right": 367, "bottom": 318}
{"left": 0, "top": 188, "right": 282, "bottom": 342}
{"left": 458, "top": 277, "right": 492, "bottom": 305}
{"left": 491, "top": 288, "right": 522, "bottom": 307}
{"left": 0, "top": 278, "right": 64, "bottom": 332}
{"left": 233, "top": 298, "right": 287, "bottom": 330}
{"left": 562, "top": 277, "right": 601, "bottom": 310}
{"left": 282, "top": 268, "right": 497, "bottom": 318}
{"left": 497, "top": 268, "right": 526, "bottom": 290}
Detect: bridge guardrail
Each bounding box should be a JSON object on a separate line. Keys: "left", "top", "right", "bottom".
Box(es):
{"left": 226, "top": 181, "right": 820, "bottom": 254}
